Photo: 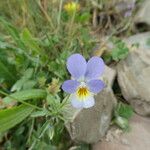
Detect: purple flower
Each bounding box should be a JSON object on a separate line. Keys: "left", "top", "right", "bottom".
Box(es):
{"left": 62, "top": 54, "right": 105, "bottom": 109}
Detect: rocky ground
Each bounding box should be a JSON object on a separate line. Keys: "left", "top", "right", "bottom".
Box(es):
{"left": 92, "top": 114, "right": 150, "bottom": 150}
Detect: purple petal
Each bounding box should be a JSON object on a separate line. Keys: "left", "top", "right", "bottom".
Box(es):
{"left": 83, "top": 95, "right": 95, "bottom": 108}
{"left": 85, "top": 56, "right": 105, "bottom": 80}
{"left": 71, "top": 94, "right": 83, "bottom": 108}
{"left": 67, "top": 54, "right": 87, "bottom": 79}
{"left": 87, "top": 79, "right": 105, "bottom": 93}
{"left": 62, "top": 80, "right": 80, "bottom": 94}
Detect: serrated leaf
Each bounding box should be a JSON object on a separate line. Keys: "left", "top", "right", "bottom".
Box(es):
{"left": 0, "top": 104, "right": 34, "bottom": 133}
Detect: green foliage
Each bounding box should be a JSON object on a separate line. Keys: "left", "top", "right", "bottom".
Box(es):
{"left": 11, "top": 68, "right": 35, "bottom": 92}
{"left": 2, "top": 89, "right": 47, "bottom": 108}
{"left": 76, "top": 12, "right": 91, "bottom": 23}
{"left": 0, "top": 1, "right": 95, "bottom": 149}
{"left": 21, "top": 28, "right": 41, "bottom": 54}
{"left": 103, "top": 37, "right": 129, "bottom": 63}
{"left": 0, "top": 104, "right": 34, "bottom": 133}
{"left": 115, "top": 102, "right": 133, "bottom": 119}
{"left": 111, "top": 37, "right": 129, "bottom": 61}
{"left": 114, "top": 102, "right": 133, "bottom": 130}
{"left": 0, "top": 59, "right": 16, "bottom": 85}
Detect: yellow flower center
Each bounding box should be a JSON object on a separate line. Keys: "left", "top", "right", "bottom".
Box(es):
{"left": 77, "top": 87, "right": 89, "bottom": 99}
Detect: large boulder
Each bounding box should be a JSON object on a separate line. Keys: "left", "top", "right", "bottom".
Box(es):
{"left": 92, "top": 114, "right": 150, "bottom": 150}
{"left": 65, "top": 66, "right": 117, "bottom": 143}
{"left": 117, "top": 48, "right": 150, "bottom": 116}
{"left": 123, "top": 32, "right": 150, "bottom": 50}
{"left": 134, "top": 0, "right": 150, "bottom": 30}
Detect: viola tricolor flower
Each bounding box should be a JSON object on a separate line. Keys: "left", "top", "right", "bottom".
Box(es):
{"left": 62, "top": 54, "right": 105, "bottom": 109}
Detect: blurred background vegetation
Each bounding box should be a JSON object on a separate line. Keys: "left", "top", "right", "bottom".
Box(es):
{"left": 0, "top": 0, "right": 140, "bottom": 149}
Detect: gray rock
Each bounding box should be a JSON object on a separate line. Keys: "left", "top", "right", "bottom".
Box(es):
{"left": 123, "top": 32, "right": 150, "bottom": 50}
{"left": 117, "top": 48, "right": 150, "bottom": 116}
{"left": 134, "top": 0, "right": 150, "bottom": 29}
{"left": 64, "top": 66, "right": 117, "bottom": 143}
{"left": 92, "top": 114, "right": 150, "bottom": 150}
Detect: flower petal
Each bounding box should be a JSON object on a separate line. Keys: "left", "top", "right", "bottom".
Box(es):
{"left": 83, "top": 95, "right": 95, "bottom": 108}
{"left": 87, "top": 80, "right": 105, "bottom": 93}
{"left": 62, "top": 80, "right": 80, "bottom": 94}
{"left": 85, "top": 56, "right": 105, "bottom": 80}
{"left": 70, "top": 94, "right": 83, "bottom": 108}
{"left": 67, "top": 54, "right": 87, "bottom": 79}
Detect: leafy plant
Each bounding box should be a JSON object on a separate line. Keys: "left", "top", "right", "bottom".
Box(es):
{"left": 0, "top": 104, "right": 34, "bottom": 133}
{"left": 111, "top": 37, "right": 129, "bottom": 61}
{"left": 113, "top": 102, "right": 133, "bottom": 131}
{"left": 103, "top": 37, "right": 129, "bottom": 63}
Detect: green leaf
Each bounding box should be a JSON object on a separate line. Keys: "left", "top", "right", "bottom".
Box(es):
{"left": 0, "top": 60, "right": 16, "bottom": 85}
{"left": 115, "top": 116, "right": 129, "bottom": 130}
{"left": 111, "top": 37, "right": 129, "bottom": 61}
{"left": 47, "top": 126, "right": 54, "bottom": 140}
{"left": 21, "top": 28, "right": 41, "bottom": 54}
{"left": 0, "top": 17, "right": 25, "bottom": 49}
{"left": 0, "top": 40, "right": 10, "bottom": 49}
{"left": 103, "top": 52, "right": 112, "bottom": 64}
{"left": 76, "top": 12, "right": 90, "bottom": 23}
{"left": 39, "top": 120, "right": 51, "bottom": 138}
{"left": 11, "top": 78, "right": 28, "bottom": 92}
{"left": 22, "top": 80, "right": 37, "bottom": 90}
{"left": 11, "top": 68, "right": 34, "bottom": 92}
{"left": 2, "top": 89, "right": 47, "bottom": 108}
{"left": 0, "top": 104, "right": 34, "bottom": 133}
{"left": 31, "top": 109, "right": 49, "bottom": 117}
{"left": 115, "top": 102, "right": 133, "bottom": 119}
{"left": 23, "top": 68, "right": 34, "bottom": 79}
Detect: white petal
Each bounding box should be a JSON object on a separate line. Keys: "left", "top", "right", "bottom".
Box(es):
{"left": 83, "top": 95, "right": 95, "bottom": 108}
{"left": 70, "top": 94, "right": 83, "bottom": 109}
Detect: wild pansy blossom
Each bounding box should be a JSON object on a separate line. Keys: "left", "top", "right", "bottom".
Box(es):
{"left": 62, "top": 54, "right": 105, "bottom": 109}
